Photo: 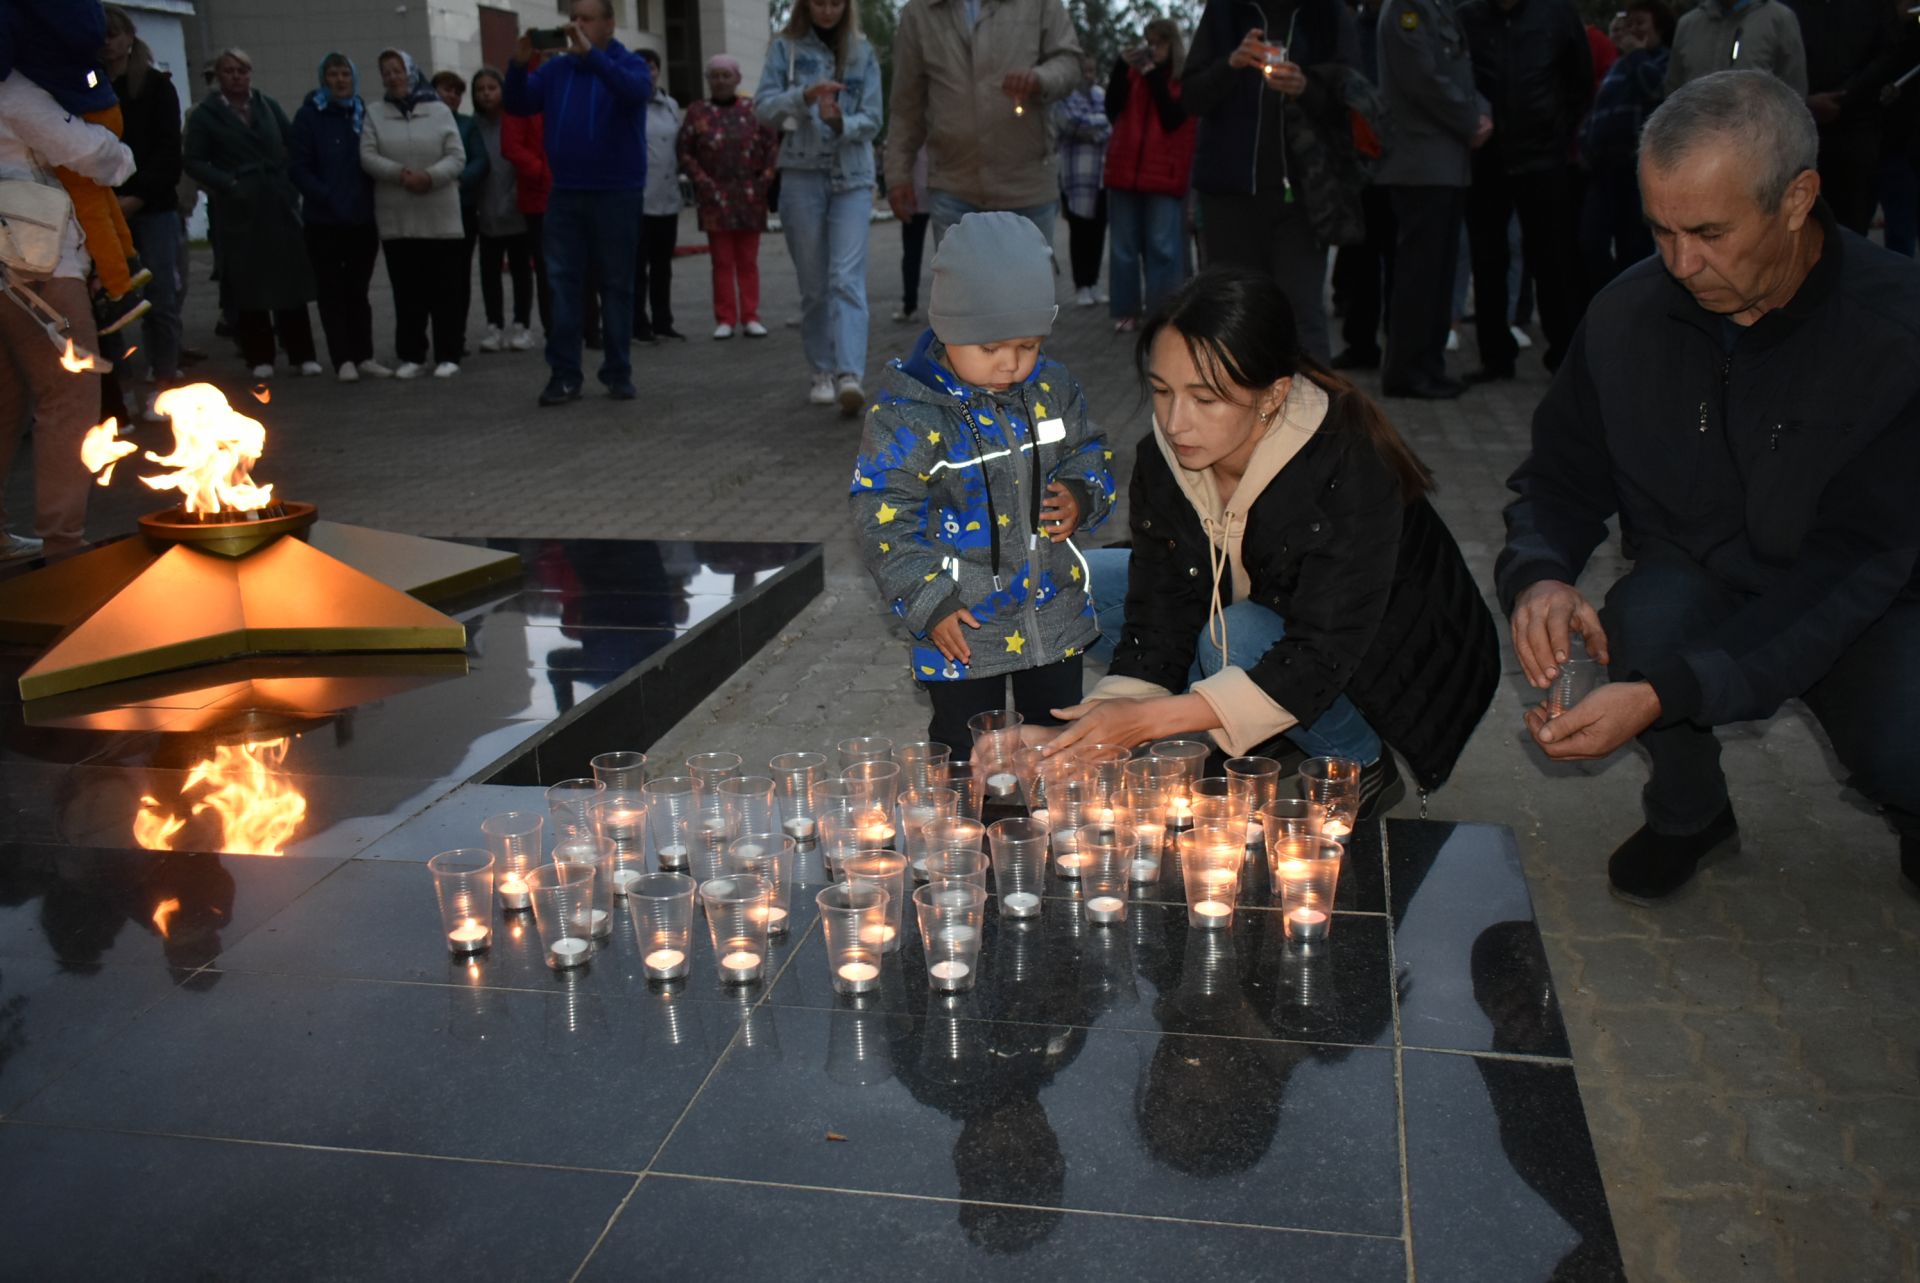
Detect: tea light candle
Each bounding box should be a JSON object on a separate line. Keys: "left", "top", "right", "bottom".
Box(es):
{"left": 720, "top": 949, "right": 764, "bottom": 982}
{"left": 987, "top": 772, "right": 1018, "bottom": 796}
{"left": 783, "top": 817, "right": 816, "bottom": 842}
{"left": 939, "top": 924, "right": 977, "bottom": 947}
{"left": 765, "top": 905, "right": 790, "bottom": 935}
{"left": 446, "top": 918, "right": 491, "bottom": 954}
{"left": 861, "top": 820, "right": 895, "bottom": 845}
{"left": 702, "top": 816, "right": 728, "bottom": 835}
{"left": 548, "top": 936, "right": 591, "bottom": 968}
{"left": 498, "top": 874, "right": 530, "bottom": 911}
{"left": 657, "top": 843, "right": 689, "bottom": 870}
{"left": 1129, "top": 859, "right": 1160, "bottom": 883}
{"left": 1055, "top": 850, "right": 1088, "bottom": 876}
{"left": 1286, "top": 906, "right": 1330, "bottom": 942}
{"left": 859, "top": 922, "right": 898, "bottom": 949}
{"left": 1169, "top": 796, "right": 1194, "bottom": 830}
{"left": 611, "top": 868, "right": 642, "bottom": 896}
{"left": 1322, "top": 817, "right": 1352, "bottom": 841}
{"left": 930, "top": 959, "right": 971, "bottom": 985}
{"left": 589, "top": 908, "right": 611, "bottom": 938}
{"left": 1191, "top": 899, "right": 1233, "bottom": 926}
{"left": 1086, "top": 894, "right": 1125, "bottom": 924}
{"left": 1002, "top": 890, "right": 1041, "bottom": 916}
{"left": 643, "top": 947, "right": 688, "bottom": 979}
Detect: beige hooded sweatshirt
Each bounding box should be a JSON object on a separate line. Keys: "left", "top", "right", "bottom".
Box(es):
{"left": 1086, "top": 377, "right": 1331, "bottom": 756}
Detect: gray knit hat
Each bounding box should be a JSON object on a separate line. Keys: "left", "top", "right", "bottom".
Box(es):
{"left": 928, "top": 212, "right": 1060, "bottom": 345}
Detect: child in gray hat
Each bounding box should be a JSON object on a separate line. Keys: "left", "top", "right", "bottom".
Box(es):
{"left": 850, "top": 211, "right": 1117, "bottom": 753}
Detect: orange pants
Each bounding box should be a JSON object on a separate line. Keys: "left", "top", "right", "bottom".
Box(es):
{"left": 54, "top": 104, "right": 137, "bottom": 298}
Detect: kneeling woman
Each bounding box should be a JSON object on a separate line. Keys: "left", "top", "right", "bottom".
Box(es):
{"left": 1054, "top": 267, "right": 1499, "bottom": 811}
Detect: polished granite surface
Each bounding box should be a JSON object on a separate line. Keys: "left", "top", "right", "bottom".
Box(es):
{"left": 0, "top": 812, "right": 1624, "bottom": 1280}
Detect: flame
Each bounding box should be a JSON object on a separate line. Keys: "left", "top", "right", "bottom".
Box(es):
{"left": 59, "top": 338, "right": 98, "bottom": 373}
{"left": 139, "top": 384, "right": 276, "bottom": 514}
{"left": 131, "top": 737, "right": 307, "bottom": 856}
{"left": 124, "top": 345, "right": 139, "bottom": 359}
{"left": 151, "top": 897, "right": 182, "bottom": 938}
{"left": 80, "top": 418, "right": 138, "bottom": 485}
{"left": 250, "top": 385, "right": 271, "bottom": 405}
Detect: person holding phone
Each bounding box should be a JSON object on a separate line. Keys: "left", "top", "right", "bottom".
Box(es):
{"left": 1103, "top": 18, "right": 1195, "bottom": 334}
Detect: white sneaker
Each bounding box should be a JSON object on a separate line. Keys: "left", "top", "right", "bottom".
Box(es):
{"left": 1, "top": 532, "right": 45, "bottom": 560}
{"left": 809, "top": 372, "right": 836, "bottom": 405}
{"left": 359, "top": 358, "right": 395, "bottom": 378}
{"left": 478, "top": 326, "right": 503, "bottom": 352}
{"left": 299, "top": 360, "right": 324, "bottom": 377}
{"left": 767, "top": 214, "right": 783, "bottom": 232}
{"left": 836, "top": 374, "right": 865, "bottom": 415}
{"left": 433, "top": 361, "right": 459, "bottom": 379}
{"left": 1445, "top": 329, "right": 1461, "bottom": 353}
{"left": 250, "top": 363, "right": 274, "bottom": 380}
{"left": 395, "top": 362, "right": 424, "bottom": 380}
{"left": 713, "top": 324, "right": 734, "bottom": 340}
{"left": 743, "top": 320, "right": 769, "bottom": 337}
{"left": 1075, "top": 287, "right": 1097, "bottom": 307}
{"left": 892, "top": 306, "right": 918, "bottom": 323}
{"left": 1510, "top": 324, "right": 1534, "bottom": 350}
{"left": 337, "top": 361, "right": 360, "bottom": 383}
{"left": 507, "top": 323, "right": 534, "bottom": 350}
{"left": 140, "top": 393, "right": 167, "bottom": 423}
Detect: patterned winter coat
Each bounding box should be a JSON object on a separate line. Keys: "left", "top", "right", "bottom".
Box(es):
{"left": 852, "top": 331, "right": 1118, "bottom": 684}
{"left": 677, "top": 96, "right": 777, "bottom": 233}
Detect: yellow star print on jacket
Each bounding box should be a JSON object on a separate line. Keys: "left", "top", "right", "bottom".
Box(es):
{"left": 850, "top": 330, "right": 1117, "bottom": 683}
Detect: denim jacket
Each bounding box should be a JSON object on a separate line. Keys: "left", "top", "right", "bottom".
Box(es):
{"left": 753, "top": 31, "right": 883, "bottom": 192}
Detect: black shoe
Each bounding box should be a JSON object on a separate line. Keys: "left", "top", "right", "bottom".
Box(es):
{"left": 538, "top": 377, "right": 583, "bottom": 406}
{"left": 214, "top": 317, "right": 234, "bottom": 338}
{"left": 1462, "top": 366, "right": 1515, "bottom": 385}
{"left": 1381, "top": 375, "right": 1465, "bottom": 400}
{"left": 654, "top": 325, "right": 687, "bottom": 340}
{"left": 1607, "top": 805, "right": 1740, "bottom": 903}
{"left": 633, "top": 324, "right": 655, "bottom": 343}
{"left": 607, "top": 380, "right": 637, "bottom": 400}
{"left": 1543, "top": 348, "right": 1566, "bottom": 374}
{"left": 1357, "top": 751, "right": 1406, "bottom": 821}
{"left": 1330, "top": 346, "right": 1381, "bottom": 371}
{"left": 179, "top": 346, "right": 209, "bottom": 366}
{"left": 1901, "top": 835, "right": 1919, "bottom": 894}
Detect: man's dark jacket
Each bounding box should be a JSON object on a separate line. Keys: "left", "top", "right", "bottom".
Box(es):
{"left": 1497, "top": 203, "right": 1920, "bottom": 728}
{"left": 1112, "top": 395, "right": 1500, "bottom": 791}
{"left": 1457, "top": 0, "right": 1592, "bottom": 173}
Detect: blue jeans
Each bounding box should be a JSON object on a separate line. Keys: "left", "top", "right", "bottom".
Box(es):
{"left": 929, "top": 189, "right": 1058, "bottom": 254}
{"left": 543, "top": 188, "right": 642, "bottom": 386}
{"left": 128, "top": 207, "right": 182, "bottom": 383}
{"left": 1083, "top": 547, "right": 1383, "bottom": 762}
{"left": 779, "top": 169, "right": 873, "bottom": 377}
{"left": 1106, "top": 189, "right": 1184, "bottom": 319}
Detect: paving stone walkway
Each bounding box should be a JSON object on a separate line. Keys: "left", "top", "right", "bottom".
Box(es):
{"left": 10, "top": 211, "right": 1917, "bottom": 1281}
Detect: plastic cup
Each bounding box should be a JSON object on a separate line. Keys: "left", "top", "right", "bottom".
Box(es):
{"left": 1548, "top": 659, "right": 1606, "bottom": 719}
{"left": 429, "top": 849, "right": 494, "bottom": 954}
{"left": 770, "top": 751, "right": 828, "bottom": 848}
{"left": 1226, "top": 756, "right": 1284, "bottom": 845}
{"left": 480, "top": 811, "right": 542, "bottom": 911}
{"left": 687, "top": 752, "right": 743, "bottom": 867}
{"left": 699, "top": 873, "right": 771, "bottom": 983}
{"left": 545, "top": 777, "right": 606, "bottom": 844}
{"left": 643, "top": 775, "right": 699, "bottom": 873}
{"left": 923, "top": 848, "right": 989, "bottom": 893}
{"left": 842, "top": 851, "right": 909, "bottom": 954}
{"left": 1272, "top": 838, "right": 1343, "bottom": 943}
{"left": 988, "top": 816, "right": 1049, "bottom": 918}
{"left": 818, "top": 882, "right": 889, "bottom": 995}
{"left": 892, "top": 741, "right": 952, "bottom": 794}
{"left": 590, "top": 750, "right": 648, "bottom": 794}
{"left": 1148, "top": 739, "right": 1212, "bottom": 787}
{"left": 1300, "top": 757, "right": 1363, "bottom": 842}
{"left": 1260, "top": 797, "right": 1327, "bottom": 849}
{"left": 837, "top": 736, "right": 894, "bottom": 771}
{"left": 915, "top": 882, "right": 986, "bottom": 991}
{"left": 590, "top": 795, "right": 648, "bottom": 895}
{"left": 898, "top": 787, "right": 960, "bottom": 879}
{"left": 727, "top": 832, "right": 796, "bottom": 937}
{"left": 627, "top": 871, "right": 697, "bottom": 979}
{"left": 966, "top": 710, "right": 1023, "bottom": 781}
{"left": 1179, "top": 831, "right": 1245, "bottom": 929}
{"left": 717, "top": 775, "right": 779, "bottom": 842}
{"left": 552, "top": 834, "right": 616, "bottom": 939}
{"left": 526, "top": 861, "right": 597, "bottom": 969}
{"left": 844, "top": 759, "right": 902, "bottom": 815}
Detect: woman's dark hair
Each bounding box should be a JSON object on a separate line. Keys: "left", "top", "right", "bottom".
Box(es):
{"left": 1135, "top": 267, "right": 1433, "bottom": 503}
{"left": 431, "top": 69, "right": 466, "bottom": 94}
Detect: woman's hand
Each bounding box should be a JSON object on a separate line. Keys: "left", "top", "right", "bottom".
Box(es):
{"left": 818, "top": 92, "right": 843, "bottom": 127}
{"left": 401, "top": 168, "right": 432, "bottom": 194}
{"left": 1040, "top": 482, "right": 1081, "bottom": 542}
{"left": 803, "top": 80, "right": 846, "bottom": 105}
{"left": 1043, "top": 693, "right": 1215, "bottom": 757}
{"left": 930, "top": 608, "right": 982, "bottom": 665}
{"left": 1228, "top": 28, "right": 1268, "bottom": 70}
{"left": 1263, "top": 61, "right": 1307, "bottom": 96}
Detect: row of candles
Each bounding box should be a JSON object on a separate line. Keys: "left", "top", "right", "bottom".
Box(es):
{"left": 426, "top": 713, "right": 1368, "bottom": 992}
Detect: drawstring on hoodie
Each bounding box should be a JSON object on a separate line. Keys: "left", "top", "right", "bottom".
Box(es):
{"left": 1201, "top": 510, "right": 1244, "bottom": 668}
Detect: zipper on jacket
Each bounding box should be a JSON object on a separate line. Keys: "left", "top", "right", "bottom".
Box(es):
{"left": 1016, "top": 385, "right": 1049, "bottom": 666}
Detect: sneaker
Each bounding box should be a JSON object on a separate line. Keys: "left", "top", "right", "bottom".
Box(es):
{"left": 507, "top": 323, "right": 535, "bottom": 351}
{"left": 299, "top": 360, "right": 324, "bottom": 377}
{"left": 478, "top": 326, "right": 503, "bottom": 352}
{"left": 1510, "top": 324, "right": 1534, "bottom": 350}
{"left": 394, "top": 362, "right": 424, "bottom": 380}
{"left": 539, "top": 376, "right": 583, "bottom": 406}
{"left": 835, "top": 373, "right": 865, "bottom": 416}
{"left": 808, "top": 372, "right": 836, "bottom": 405}
{"left": 1, "top": 532, "right": 45, "bottom": 561}
{"left": 1445, "top": 328, "right": 1461, "bottom": 353}
{"left": 608, "top": 380, "right": 637, "bottom": 400}
{"left": 743, "top": 320, "right": 769, "bottom": 338}
{"left": 1074, "top": 287, "right": 1097, "bottom": 307}
{"left": 250, "top": 363, "right": 275, "bottom": 380}
{"left": 358, "top": 359, "right": 395, "bottom": 378}
{"left": 95, "top": 292, "right": 151, "bottom": 337}
{"left": 891, "top": 306, "right": 918, "bottom": 323}
{"left": 1607, "top": 804, "right": 1741, "bottom": 903}
{"left": 337, "top": 361, "right": 360, "bottom": 383}
{"left": 713, "top": 324, "right": 734, "bottom": 340}
{"left": 139, "top": 393, "right": 167, "bottom": 424}
{"left": 432, "top": 361, "right": 459, "bottom": 379}
{"left": 1356, "top": 752, "right": 1406, "bottom": 821}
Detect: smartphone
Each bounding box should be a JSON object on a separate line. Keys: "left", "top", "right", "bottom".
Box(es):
{"left": 529, "top": 27, "right": 569, "bottom": 51}
{"left": 1125, "top": 46, "right": 1154, "bottom": 70}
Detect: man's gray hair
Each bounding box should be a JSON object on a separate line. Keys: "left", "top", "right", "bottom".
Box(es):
{"left": 1640, "top": 70, "right": 1819, "bottom": 212}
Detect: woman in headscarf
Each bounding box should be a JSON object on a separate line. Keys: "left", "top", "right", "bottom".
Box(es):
{"left": 677, "top": 54, "right": 777, "bottom": 345}
{"left": 182, "top": 47, "right": 321, "bottom": 380}
{"left": 359, "top": 48, "right": 467, "bottom": 379}
{"left": 290, "top": 51, "right": 387, "bottom": 380}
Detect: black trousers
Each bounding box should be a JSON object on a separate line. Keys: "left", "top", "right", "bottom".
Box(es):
{"left": 900, "top": 212, "right": 931, "bottom": 311}
{"left": 635, "top": 212, "right": 678, "bottom": 331}
{"left": 1382, "top": 185, "right": 1464, "bottom": 388}
{"left": 524, "top": 212, "right": 554, "bottom": 334}
{"left": 235, "top": 306, "right": 316, "bottom": 368}
{"left": 1467, "top": 160, "right": 1586, "bottom": 371}
{"left": 478, "top": 230, "right": 534, "bottom": 328}
{"left": 1332, "top": 185, "right": 1396, "bottom": 358}
{"left": 1198, "top": 191, "right": 1330, "bottom": 362}
{"left": 382, "top": 237, "right": 467, "bottom": 365}
{"left": 456, "top": 209, "right": 478, "bottom": 357}
{"left": 1818, "top": 125, "right": 1883, "bottom": 236}
{"left": 924, "top": 656, "right": 1084, "bottom": 758}
{"left": 1600, "top": 555, "right": 1920, "bottom": 841}
{"left": 303, "top": 222, "right": 378, "bottom": 369}
{"left": 1063, "top": 193, "right": 1106, "bottom": 290}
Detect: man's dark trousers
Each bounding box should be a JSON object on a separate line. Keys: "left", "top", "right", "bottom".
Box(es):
{"left": 1467, "top": 158, "right": 1586, "bottom": 369}
{"left": 1381, "top": 185, "right": 1463, "bottom": 388}
{"left": 1600, "top": 554, "right": 1920, "bottom": 842}
{"left": 1334, "top": 185, "right": 1396, "bottom": 358}
{"left": 544, "top": 188, "right": 643, "bottom": 388}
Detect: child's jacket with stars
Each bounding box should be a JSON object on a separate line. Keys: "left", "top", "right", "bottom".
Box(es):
{"left": 851, "top": 330, "right": 1117, "bottom": 684}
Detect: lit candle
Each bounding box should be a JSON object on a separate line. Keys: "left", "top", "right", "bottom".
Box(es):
{"left": 1129, "top": 859, "right": 1160, "bottom": 883}
{"left": 1322, "top": 817, "right": 1352, "bottom": 841}
{"left": 611, "top": 868, "right": 642, "bottom": 896}
{"left": 702, "top": 816, "right": 727, "bottom": 833}
{"left": 765, "top": 905, "right": 790, "bottom": 936}
{"left": 783, "top": 817, "right": 816, "bottom": 841}
{"left": 498, "top": 874, "right": 530, "bottom": 911}
{"left": 1169, "top": 796, "right": 1194, "bottom": 830}
{"left": 1191, "top": 899, "right": 1233, "bottom": 926}
{"left": 643, "top": 947, "right": 688, "bottom": 979}
{"left": 835, "top": 957, "right": 881, "bottom": 992}
{"left": 548, "top": 936, "right": 591, "bottom": 968}
{"left": 720, "top": 949, "right": 763, "bottom": 982}
{"left": 1002, "top": 890, "right": 1041, "bottom": 917}
{"left": 589, "top": 908, "right": 611, "bottom": 938}
{"left": 986, "top": 771, "right": 1018, "bottom": 796}
{"left": 658, "top": 842, "right": 689, "bottom": 869}
{"left": 1286, "top": 905, "right": 1330, "bottom": 942}
{"left": 929, "top": 959, "right": 971, "bottom": 985}
{"left": 1012, "top": 99, "right": 1025, "bottom": 116}
{"left": 1055, "top": 849, "right": 1088, "bottom": 876}
{"left": 1086, "top": 894, "right": 1125, "bottom": 923}
{"left": 446, "top": 918, "right": 491, "bottom": 954}
{"left": 859, "top": 922, "right": 898, "bottom": 949}
{"left": 940, "top": 924, "right": 977, "bottom": 946}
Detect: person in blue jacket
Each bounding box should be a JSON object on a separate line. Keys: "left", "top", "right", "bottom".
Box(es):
{"left": 290, "top": 53, "right": 388, "bottom": 380}
{"left": 503, "top": 0, "right": 652, "bottom": 405}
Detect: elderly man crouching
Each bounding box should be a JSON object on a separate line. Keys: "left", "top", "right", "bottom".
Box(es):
{"left": 1495, "top": 70, "right": 1920, "bottom": 901}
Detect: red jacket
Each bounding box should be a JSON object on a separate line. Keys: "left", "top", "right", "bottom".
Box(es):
{"left": 1102, "top": 63, "right": 1196, "bottom": 198}
{"left": 501, "top": 112, "right": 551, "bottom": 215}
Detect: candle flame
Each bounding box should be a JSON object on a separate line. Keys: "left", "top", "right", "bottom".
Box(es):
{"left": 80, "top": 418, "right": 138, "bottom": 485}
{"left": 58, "top": 338, "right": 98, "bottom": 373}
{"left": 132, "top": 737, "right": 308, "bottom": 855}
{"left": 150, "top": 896, "right": 182, "bottom": 938}
{"left": 140, "top": 384, "right": 276, "bottom": 514}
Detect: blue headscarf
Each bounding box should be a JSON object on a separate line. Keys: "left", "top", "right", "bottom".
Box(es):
{"left": 309, "top": 52, "right": 365, "bottom": 133}
{"left": 377, "top": 47, "right": 439, "bottom": 116}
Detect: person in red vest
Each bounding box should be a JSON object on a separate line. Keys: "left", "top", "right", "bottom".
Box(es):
{"left": 1103, "top": 18, "right": 1197, "bottom": 333}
